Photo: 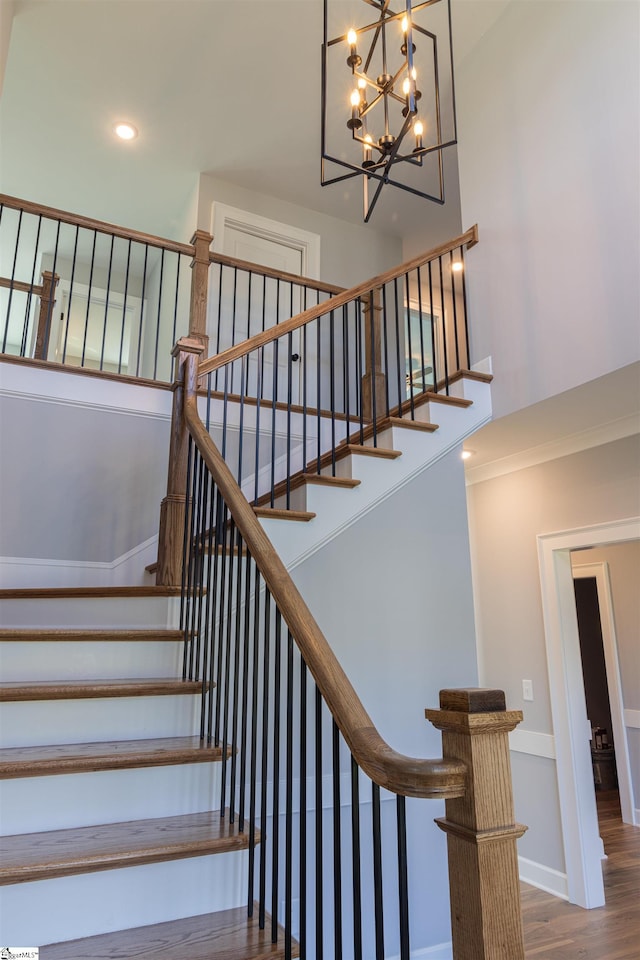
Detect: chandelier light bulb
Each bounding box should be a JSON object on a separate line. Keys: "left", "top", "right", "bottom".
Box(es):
{"left": 401, "top": 15, "right": 409, "bottom": 33}
{"left": 347, "top": 28, "right": 357, "bottom": 46}
{"left": 358, "top": 78, "right": 367, "bottom": 90}
{"left": 414, "top": 121, "right": 424, "bottom": 137}
{"left": 350, "top": 89, "right": 361, "bottom": 107}
{"left": 363, "top": 133, "right": 374, "bottom": 166}
{"left": 402, "top": 77, "right": 411, "bottom": 96}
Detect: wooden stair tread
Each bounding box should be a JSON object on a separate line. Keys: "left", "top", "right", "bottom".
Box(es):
{"left": 385, "top": 416, "right": 439, "bottom": 433}
{"left": 42, "top": 905, "right": 299, "bottom": 959}
{"left": 0, "top": 629, "right": 184, "bottom": 642}
{"left": 0, "top": 736, "right": 227, "bottom": 780}
{"left": 0, "top": 678, "right": 207, "bottom": 702}
{"left": 301, "top": 473, "right": 361, "bottom": 488}
{"left": 253, "top": 507, "right": 316, "bottom": 522}
{"left": 344, "top": 443, "right": 401, "bottom": 459}
{"left": 412, "top": 390, "right": 472, "bottom": 409}
{"left": 0, "top": 585, "right": 182, "bottom": 599}
{"left": 0, "top": 810, "right": 252, "bottom": 885}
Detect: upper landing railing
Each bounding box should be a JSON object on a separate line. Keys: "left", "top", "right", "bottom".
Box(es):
{"left": 0, "top": 194, "right": 343, "bottom": 383}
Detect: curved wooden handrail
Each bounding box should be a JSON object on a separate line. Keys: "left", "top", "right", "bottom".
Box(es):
{"left": 199, "top": 225, "right": 478, "bottom": 377}
{"left": 183, "top": 353, "right": 466, "bottom": 800}
{"left": 210, "top": 250, "right": 345, "bottom": 297}
{"left": 0, "top": 194, "right": 194, "bottom": 257}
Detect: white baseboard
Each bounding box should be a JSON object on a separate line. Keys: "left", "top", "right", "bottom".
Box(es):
{"left": 509, "top": 728, "right": 556, "bottom": 759}
{"left": 518, "top": 856, "right": 569, "bottom": 900}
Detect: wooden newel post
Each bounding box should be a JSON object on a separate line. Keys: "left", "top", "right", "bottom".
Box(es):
{"left": 34, "top": 271, "right": 59, "bottom": 360}
{"left": 425, "top": 689, "right": 527, "bottom": 960}
{"left": 155, "top": 337, "right": 205, "bottom": 586}
{"left": 361, "top": 286, "right": 387, "bottom": 422}
{"left": 188, "top": 230, "right": 213, "bottom": 355}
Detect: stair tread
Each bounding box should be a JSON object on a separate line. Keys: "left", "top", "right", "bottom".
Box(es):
{"left": 301, "top": 473, "right": 361, "bottom": 488}
{"left": 41, "top": 905, "right": 299, "bottom": 959}
{"left": 344, "top": 443, "right": 402, "bottom": 459}
{"left": 0, "top": 629, "right": 184, "bottom": 642}
{"left": 0, "top": 585, "right": 182, "bottom": 599}
{"left": 0, "top": 810, "right": 252, "bottom": 885}
{"left": 0, "top": 736, "right": 227, "bottom": 780}
{"left": 0, "top": 678, "right": 206, "bottom": 702}
{"left": 386, "top": 416, "right": 440, "bottom": 432}
{"left": 253, "top": 507, "right": 316, "bottom": 522}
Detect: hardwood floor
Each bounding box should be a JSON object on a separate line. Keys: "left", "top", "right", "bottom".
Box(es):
{"left": 522, "top": 791, "right": 640, "bottom": 959}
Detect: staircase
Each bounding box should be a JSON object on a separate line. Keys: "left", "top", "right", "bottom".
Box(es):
{"left": 0, "top": 371, "right": 489, "bottom": 955}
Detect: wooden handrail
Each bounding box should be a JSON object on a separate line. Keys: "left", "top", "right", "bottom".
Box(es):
{"left": 0, "top": 194, "right": 194, "bottom": 257}
{"left": 182, "top": 350, "right": 466, "bottom": 800}
{"left": 210, "top": 250, "right": 346, "bottom": 297}
{"left": 0, "top": 276, "right": 43, "bottom": 296}
{"left": 199, "top": 225, "right": 478, "bottom": 377}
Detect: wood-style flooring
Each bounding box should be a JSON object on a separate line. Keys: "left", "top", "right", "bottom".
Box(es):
{"left": 522, "top": 791, "right": 640, "bottom": 959}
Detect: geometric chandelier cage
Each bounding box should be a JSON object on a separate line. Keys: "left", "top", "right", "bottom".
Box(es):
{"left": 321, "top": 0, "right": 458, "bottom": 222}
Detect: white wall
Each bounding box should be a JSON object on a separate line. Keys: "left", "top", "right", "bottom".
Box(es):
{"left": 467, "top": 434, "right": 640, "bottom": 877}
{"left": 197, "top": 174, "right": 403, "bottom": 289}
{"left": 456, "top": 0, "right": 640, "bottom": 419}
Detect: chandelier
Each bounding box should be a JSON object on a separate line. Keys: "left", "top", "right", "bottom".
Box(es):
{"left": 321, "top": 0, "right": 458, "bottom": 222}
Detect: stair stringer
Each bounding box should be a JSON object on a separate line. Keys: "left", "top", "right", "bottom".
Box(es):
{"left": 260, "top": 378, "right": 491, "bottom": 572}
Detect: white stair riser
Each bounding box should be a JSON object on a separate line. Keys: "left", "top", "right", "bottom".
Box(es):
{"left": 0, "top": 641, "right": 185, "bottom": 682}
{"left": 0, "top": 694, "right": 203, "bottom": 748}
{"left": 0, "top": 763, "right": 224, "bottom": 835}
{"left": 0, "top": 596, "right": 177, "bottom": 629}
{"left": 0, "top": 849, "right": 249, "bottom": 947}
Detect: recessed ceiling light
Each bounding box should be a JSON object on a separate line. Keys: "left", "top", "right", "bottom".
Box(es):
{"left": 113, "top": 122, "right": 138, "bottom": 141}
{"left": 461, "top": 449, "right": 473, "bottom": 460}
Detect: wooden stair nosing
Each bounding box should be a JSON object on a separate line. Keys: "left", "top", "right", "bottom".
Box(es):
{"left": 253, "top": 506, "right": 316, "bottom": 522}
{"left": 344, "top": 443, "right": 401, "bottom": 459}
{"left": 301, "top": 473, "right": 361, "bottom": 488}
{"left": 0, "top": 629, "right": 184, "bottom": 642}
{"left": 385, "top": 416, "right": 439, "bottom": 433}
{"left": 0, "top": 585, "right": 183, "bottom": 600}
{"left": 0, "top": 736, "right": 228, "bottom": 780}
{"left": 0, "top": 809, "right": 254, "bottom": 886}
{"left": 41, "top": 904, "right": 300, "bottom": 959}
{"left": 0, "top": 678, "right": 209, "bottom": 703}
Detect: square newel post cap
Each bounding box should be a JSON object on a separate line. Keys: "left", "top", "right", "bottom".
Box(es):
{"left": 172, "top": 337, "right": 206, "bottom": 359}
{"left": 440, "top": 689, "right": 506, "bottom": 713}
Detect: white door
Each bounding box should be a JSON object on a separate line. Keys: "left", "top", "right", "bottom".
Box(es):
{"left": 211, "top": 205, "right": 321, "bottom": 405}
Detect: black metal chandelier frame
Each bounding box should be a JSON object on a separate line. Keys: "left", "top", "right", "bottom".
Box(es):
{"left": 321, "top": 0, "right": 458, "bottom": 222}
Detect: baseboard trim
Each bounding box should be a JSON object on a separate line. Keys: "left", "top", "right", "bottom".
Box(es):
{"left": 509, "top": 728, "right": 556, "bottom": 759}
{"left": 518, "top": 856, "right": 569, "bottom": 900}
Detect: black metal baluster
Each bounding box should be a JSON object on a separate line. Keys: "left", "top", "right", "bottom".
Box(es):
{"left": 351, "top": 757, "right": 363, "bottom": 960}
{"left": 368, "top": 296, "right": 379, "bottom": 443}
{"left": 182, "top": 444, "right": 199, "bottom": 679}
{"left": 355, "top": 300, "right": 364, "bottom": 443}
{"left": 299, "top": 659, "right": 308, "bottom": 958}
{"left": 428, "top": 260, "right": 438, "bottom": 392}
{"left": 404, "top": 271, "right": 415, "bottom": 420}
{"left": 42, "top": 219, "right": 61, "bottom": 361}
{"left": 80, "top": 231, "right": 97, "bottom": 368}
{"left": 438, "top": 256, "right": 449, "bottom": 394}
{"left": 342, "top": 304, "right": 350, "bottom": 433}
{"left": 135, "top": 244, "right": 148, "bottom": 377}
{"left": 397, "top": 796, "right": 410, "bottom": 960}
{"left": 238, "top": 549, "right": 253, "bottom": 831}
{"left": 258, "top": 590, "right": 272, "bottom": 929}
{"left": 449, "top": 251, "right": 460, "bottom": 373}
{"left": 238, "top": 355, "right": 247, "bottom": 486}
{"left": 152, "top": 249, "right": 165, "bottom": 381}
{"left": 332, "top": 720, "right": 343, "bottom": 960}
{"left": 393, "top": 278, "right": 403, "bottom": 416}
{"left": 372, "top": 783, "right": 385, "bottom": 960}
{"left": 381, "top": 284, "right": 391, "bottom": 416}
{"left": 215, "top": 263, "right": 224, "bottom": 392}
{"left": 214, "top": 502, "right": 229, "bottom": 746}
{"left": 118, "top": 239, "right": 132, "bottom": 374}
{"left": 99, "top": 235, "right": 115, "bottom": 371}
{"left": 206, "top": 489, "right": 224, "bottom": 744}
{"left": 200, "top": 470, "right": 217, "bottom": 741}
{"left": 2, "top": 208, "right": 22, "bottom": 352}
{"left": 329, "top": 309, "right": 337, "bottom": 465}
{"left": 193, "top": 467, "right": 209, "bottom": 684}
{"left": 271, "top": 610, "right": 283, "bottom": 943}
{"left": 60, "top": 225, "right": 79, "bottom": 364}
{"left": 315, "top": 685, "right": 324, "bottom": 960}
{"left": 230, "top": 267, "right": 238, "bottom": 392}
{"left": 187, "top": 452, "right": 206, "bottom": 680}
{"left": 416, "top": 267, "right": 427, "bottom": 395}
{"left": 302, "top": 290, "right": 309, "bottom": 476}
{"left": 286, "top": 331, "right": 293, "bottom": 510}
{"left": 247, "top": 565, "right": 262, "bottom": 915}
{"left": 460, "top": 245, "right": 471, "bottom": 370}
{"left": 284, "top": 630, "right": 294, "bottom": 960}
{"left": 171, "top": 251, "right": 181, "bottom": 359}
{"left": 270, "top": 339, "right": 278, "bottom": 506}
{"left": 220, "top": 517, "right": 237, "bottom": 812}
{"left": 21, "top": 214, "right": 42, "bottom": 357}
{"left": 228, "top": 524, "right": 244, "bottom": 823}
{"left": 316, "top": 317, "right": 322, "bottom": 471}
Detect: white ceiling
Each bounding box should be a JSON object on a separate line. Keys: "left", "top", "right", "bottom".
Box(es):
{"left": 0, "top": 0, "right": 510, "bottom": 240}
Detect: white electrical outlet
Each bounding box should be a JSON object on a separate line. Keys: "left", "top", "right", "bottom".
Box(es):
{"left": 522, "top": 679, "right": 534, "bottom": 701}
